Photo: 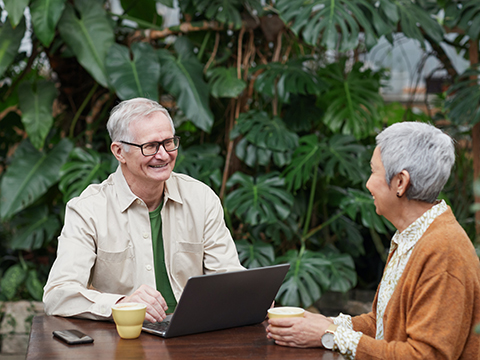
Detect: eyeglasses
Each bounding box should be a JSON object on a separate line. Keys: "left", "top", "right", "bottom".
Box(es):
{"left": 120, "top": 136, "right": 180, "bottom": 156}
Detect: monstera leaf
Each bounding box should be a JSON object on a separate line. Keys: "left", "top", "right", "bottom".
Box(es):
{"left": 0, "top": 17, "right": 26, "bottom": 78}
{"left": 30, "top": 0, "right": 67, "bottom": 46}
{"left": 445, "top": 66, "right": 480, "bottom": 126}
{"left": 106, "top": 42, "right": 160, "bottom": 100}
{"left": 9, "top": 205, "right": 60, "bottom": 251}
{"left": 230, "top": 110, "right": 298, "bottom": 167}
{"left": 158, "top": 38, "right": 214, "bottom": 132}
{"left": 3, "top": 0, "right": 29, "bottom": 27}
{"left": 340, "top": 188, "right": 394, "bottom": 234}
{"left": 319, "top": 60, "right": 384, "bottom": 139}
{"left": 236, "top": 240, "right": 275, "bottom": 269}
{"left": 254, "top": 59, "right": 327, "bottom": 103}
{"left": 275, "top": 0, "right": 390, "bottom": 50}
{"left": 225, "top": 172, "right": 294, "bottom": 226}
{"left": 17, "top": 80, "right": 58, "bottom": 150}
{"left": 174, "top": 144, "right": 223, "bottom": 191}
{"left": 0, "top": 139, "right": 74, "bottom": 221}
{"left": 58, "top": 0, "right": 115, "bottom": 88}
{"left": 207, "top": 67, "right": 246, "bottom": 98}
{"left": 59, "top": 147, "right": 117, "bottom": 203}
{"left": 282, "top": 134, "right": 322, "bottom": 192}
{"left": 192, "top": 0, "right": 263, "bottom": 29}
{"left": 317, "top": 134, "right": 366, "bottom": 184}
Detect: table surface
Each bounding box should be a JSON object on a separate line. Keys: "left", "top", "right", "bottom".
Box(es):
{"left": 27, "top": 315, "right": 345, "bottom": 359}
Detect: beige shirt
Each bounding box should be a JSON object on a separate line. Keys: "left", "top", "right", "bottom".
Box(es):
{"left": 43, "top": 167, "right": 244, "bottom": 320}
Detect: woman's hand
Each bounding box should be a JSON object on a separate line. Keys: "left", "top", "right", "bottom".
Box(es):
{"left": 266, "top": 311, "right": 334, "bottom": 348}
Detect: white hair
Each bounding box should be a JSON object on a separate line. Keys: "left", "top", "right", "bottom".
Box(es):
{"left": 106, "top": 98, "right": 175, "bottom": 144}
{"left": 376, "top": 122, "right": 455, "bottom": 203}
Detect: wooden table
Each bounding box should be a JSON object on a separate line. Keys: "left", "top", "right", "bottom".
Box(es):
{"left": 27, "top": 315, "right": 345, "bottom": 359}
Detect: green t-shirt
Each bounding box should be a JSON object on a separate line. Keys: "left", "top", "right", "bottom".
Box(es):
{"left": 149, "top": 204, "right": 177, "bottom": 313}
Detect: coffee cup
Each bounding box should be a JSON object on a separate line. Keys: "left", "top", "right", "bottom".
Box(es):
{"left": 111, "top": 302, "right": 147, "bottom": 339}
{"left": 267, "top": 306, "right": 305, "bottom": 319}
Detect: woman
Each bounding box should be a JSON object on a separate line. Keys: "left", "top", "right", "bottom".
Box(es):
{"left": 266, "top": 122, "right": 480, "bottom": 359}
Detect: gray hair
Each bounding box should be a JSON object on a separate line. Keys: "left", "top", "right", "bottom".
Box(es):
{"left": 106, "top": 98, "right": 175, "bottom": 144}
{"left": 376, "top": 122, "right": 455, "bottom": 203}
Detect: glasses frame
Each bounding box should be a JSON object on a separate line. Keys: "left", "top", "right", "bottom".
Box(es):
{"left": 120, "top": 136, "right": 180, "bottom": 156}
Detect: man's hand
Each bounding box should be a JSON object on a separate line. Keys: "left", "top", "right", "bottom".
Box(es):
{"left": 116, "top": 284, "right": 168, "bottom": 323}
{"left": 266, "top": 311, "right": 333, "bottom": 348}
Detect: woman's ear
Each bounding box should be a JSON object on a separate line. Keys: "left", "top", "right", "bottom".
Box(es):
{"left": 395, "top": 170, "right": 411, "bottom": 198}
{"left": 111, "top": 142, "right": 126, "bottom": 164}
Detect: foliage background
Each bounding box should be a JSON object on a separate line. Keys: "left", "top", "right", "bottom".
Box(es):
{"left": 0, "top": 0, "right": 479, "bottom": 308}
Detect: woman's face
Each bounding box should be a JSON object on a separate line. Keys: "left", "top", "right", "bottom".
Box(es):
{"left": 366, "top": 147, "right": 398, "bottom": 220}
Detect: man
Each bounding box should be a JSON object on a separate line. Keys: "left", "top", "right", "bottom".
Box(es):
{"left": 43, "top": 98, "right": 244, "bottom": 323}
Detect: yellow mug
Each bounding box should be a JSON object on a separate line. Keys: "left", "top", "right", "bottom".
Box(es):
{"left": 111, "top": 302, "right": 147, "bottom": 339}
{"left": 267, "top": 306, "right": 305, "bottom": 319}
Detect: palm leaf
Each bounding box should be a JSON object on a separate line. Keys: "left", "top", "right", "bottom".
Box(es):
{"left": 225, "top": 172, "right": 294, "bottom": 226}
{"left": 207, "top": 67, "right": 246, "bottom": 98}
{"left": 0, "top": 139, "right": 74, "bottom": 221}
{"left": 236, "top": 240, "right": 275, "bottom": 269}
{"left": 192, "top": 0, "right": 263, "bottom": 29}
{"left": 106, "top": 42, "right": 160, "bottom": 100}
{"left": 0, "top": 17, "right": 26, "bottom": 78}
{"left": 58, "top": 0, "right": 115, "bottom": 87}
{"left": 30, "top": 0, "right": 67, "bottom": 47}
{"left": 17, "top": 80, "right": 58, "bottom": 150}
{"left": 445, "top": 67, "right": 480, "bottom": 126}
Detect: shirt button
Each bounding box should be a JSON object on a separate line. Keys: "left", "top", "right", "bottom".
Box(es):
{"left": 136, "top": 199, "right": 142, "bottom": 205}
{"left": 146, "top": 265, "right": 152, "bottom": 271}
{"left": 143, "top": 233, "right": 149, "bottom": 239}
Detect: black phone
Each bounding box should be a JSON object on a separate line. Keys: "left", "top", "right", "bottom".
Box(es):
{"left": 52, "top": 329, "right": 94, "bottom": 345}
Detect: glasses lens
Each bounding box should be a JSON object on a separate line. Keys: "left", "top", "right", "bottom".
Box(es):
{"left": 142, "top": 142, "right": 159, "bottom": 156}
{"left": 163, "top": 138, "right": 178, "bottom": 151}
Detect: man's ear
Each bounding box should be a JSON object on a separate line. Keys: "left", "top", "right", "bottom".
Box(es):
{"left": 395, "top": 170, "right": 411, "bottom": 198}
{"left": 111, "top": 142, "right": 126, "bottom": 164}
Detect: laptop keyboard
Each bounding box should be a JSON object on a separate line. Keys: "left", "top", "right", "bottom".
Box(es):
{"left": 143, "top": 320, "right": 170, "bottom": 332}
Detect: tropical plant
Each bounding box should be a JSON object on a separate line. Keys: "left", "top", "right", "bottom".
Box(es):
{"left": 0, "top": 0, "right": 478, "bottom": 309}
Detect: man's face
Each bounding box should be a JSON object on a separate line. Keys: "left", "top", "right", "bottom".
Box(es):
{"left": 120, "top": 112, "right": 177, "bottom": 187}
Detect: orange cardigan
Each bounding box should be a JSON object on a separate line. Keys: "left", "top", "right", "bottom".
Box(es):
{"left": 352, "top": 208, "right": 480, "bottom": 359}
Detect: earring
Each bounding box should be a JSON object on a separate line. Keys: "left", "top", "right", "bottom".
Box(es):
{"left": 396, "top": 192, "right": 402, "bottom": 198}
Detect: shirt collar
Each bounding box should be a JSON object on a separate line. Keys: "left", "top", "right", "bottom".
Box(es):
{"left": 391, "top": 199, "right": 448, "bottom": 255}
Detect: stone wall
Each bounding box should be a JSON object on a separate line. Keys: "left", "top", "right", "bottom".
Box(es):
{"left": 0, "top": 301, "right": 44, "bottom": 356}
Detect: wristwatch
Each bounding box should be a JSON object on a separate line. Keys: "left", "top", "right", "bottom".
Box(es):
{"left": 321, "top": 323, "right": 338, "bottom": 350}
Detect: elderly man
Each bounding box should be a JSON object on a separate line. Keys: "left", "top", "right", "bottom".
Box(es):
{"left": 43, "top": 98, "right": 244, "bottom": 323}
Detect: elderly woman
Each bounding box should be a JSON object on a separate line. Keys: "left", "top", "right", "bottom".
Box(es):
{"left": 266, "top": 122, "right": 480, "bottom": 359}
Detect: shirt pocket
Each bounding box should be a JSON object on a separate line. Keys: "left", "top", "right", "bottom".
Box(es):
{"left": 93, "top": 245, "right": 135, "bottom": 294}
{"left": 173, "top": 242, "right": 204, "bottom": 287}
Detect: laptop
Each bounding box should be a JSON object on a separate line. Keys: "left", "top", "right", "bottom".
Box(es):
{"left": 141, "top": 263, "right": 290, "bottom": 338}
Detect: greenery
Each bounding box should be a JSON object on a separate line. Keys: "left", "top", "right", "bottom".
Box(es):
{"left": 0, "top": 0, "right": 479, "bottom": 309}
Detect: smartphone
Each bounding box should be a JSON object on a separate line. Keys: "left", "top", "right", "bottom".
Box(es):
{"left": 52, "top": 329, "right": 94, "bottom": 345}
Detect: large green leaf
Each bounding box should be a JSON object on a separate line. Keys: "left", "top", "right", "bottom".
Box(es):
{"left": 0, "top": 17, "right": 26, "bottom": 78}
{"left": 0, "top": 138, "right": 74, "bottom": 221}
{"left": 318, "top": 60, "right": 384, "bottom": 139}
{"left": 120, "top": 0, "right": 161, "bottom": 27}
{"left": 230, "top": 110, "right": 298, "bottom": 167}
{"left": 30, "top": 0, "right": 67, "bottom": 47}
{"left": 174, "top": 144, "right": 223, "bottom": 192}
{"left": 17, "top": 80, "right": 58, "bottom": 150}
{"left": 192, "top": 0, "right": 263, "bottom": 29}
{"left": 445, "top": 67, "right": 480, "bottom": 126}
{"left": 0, "top": 264, "right": 27, "bottom": 301}
{"left": 339, "top": 188, "right": 394, "bottom": 234}
{"left": 106, "top": 42, "right": 160, "bottom": 101}
{"left": 275, "top": 249, "right": 331, "bottom": 307}
{"left": 275, "top": 0, "right": 390, "bottom": 50}
{"left": 453, "top": 0, "right": 480, "bottom": 40}
{"left": 58, "top": 0, "right": 115, "bottom": 88}
{"left": 3, "top": 0, "right": 29, "bottom": 28}
{"left": 207, "top": 67, "right": 246, "bottom": 98}
{"left": 236, "top": 240, "right": 275, "bottom": 269}
{"left": 59, "top": 147, "right": 117, "bottom": 203}
{"left": 10, "top": 205, "right": 60, "bottom": 250}
{"left": 282, "top": 134, "right": 322, "bottom": 192}
{"left": 225, "top": 172, "right": 294, "bottom": 226}
{"left": 157, "top": 38, "right": 214, "bottom": 132}
{"left": 317, "top": 134, "right": 366, "bottom": 184}
{"left": 254, "top": 59, "right": 327, "bottom": 103}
